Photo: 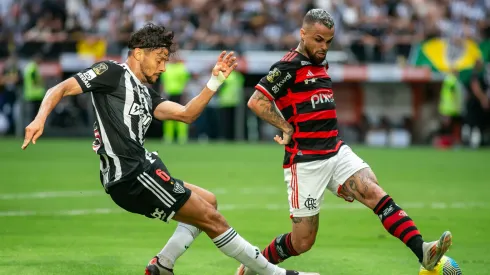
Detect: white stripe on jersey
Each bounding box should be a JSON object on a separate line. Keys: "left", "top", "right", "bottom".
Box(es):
{"left": 91, "top": 93, "right": 122, "bottom": 181}
{"left": 123, "top": 71, "right": 137, "bottom": 141}
{"left": 142, "top": 172, "right": 177, "bottom": 203}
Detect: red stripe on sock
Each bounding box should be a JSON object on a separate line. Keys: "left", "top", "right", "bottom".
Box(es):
{"left": 393, "top": 220, "right": 416, "bottom": 238}
{"left": 402, "top": 230, "right": 421, "bottom": 244}
{"left": 374, "top": 196, "right": 391, "bottom": 214}
{"left": 382, "top": 210, "right": 404, "bottom": 231}
{"left": 268, "top": 242, "right": 281, "bottom": 263}
{"left": 285, "top": 233, "right": 299, "bottom": 256}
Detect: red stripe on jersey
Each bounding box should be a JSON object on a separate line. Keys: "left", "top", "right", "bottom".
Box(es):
{"left": 285, "top": 52, "right": 298, "bottom": 62}
{"left": 285, "top": 140, "right": 343, "bottom": 155}
{"left": 275, "top": 95, "right": 292, "bottom": 110}
{"left": 255, "top": 84, "right": 274, "bottom": 101}
{"left": 281, "top": 52, "right": 294, "bottom": 61}
{"left": 295, "top": 65, "right": 330, "bottom": 84}
{"left": 290, "top": 110, "right": 337, "bottom": 123}
{"left": 293, "top": 130, "right": 338, "bottom": 139}
{"left": 288, "top": 88, "right": 333, "bottom": 104}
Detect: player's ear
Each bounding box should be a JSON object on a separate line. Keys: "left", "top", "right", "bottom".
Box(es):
{"left": 300, "top": 28, "right": 306, "bottom": 41}
{"left": 134, "top": 48, "right": 143, "bottom": 61}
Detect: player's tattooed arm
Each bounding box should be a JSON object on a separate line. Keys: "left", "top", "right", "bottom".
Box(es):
{"left": 248, "top": 91, "right": 293, "bottom": 135}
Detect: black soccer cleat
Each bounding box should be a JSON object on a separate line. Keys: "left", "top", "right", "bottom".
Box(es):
{"left": 145, "top": 256, "right": 174, "bottom": 275}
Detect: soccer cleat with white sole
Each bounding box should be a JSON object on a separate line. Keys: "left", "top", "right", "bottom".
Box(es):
{"left": 145, "top": 257, "right": 174, "bottom": 275}
{"left": 235, "top": 264, "right": 320, "bottom": 275}
{"left": 421, "top": 231, "right": 453, "bottom": 271}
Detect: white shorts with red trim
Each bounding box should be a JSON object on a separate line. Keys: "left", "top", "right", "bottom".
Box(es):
{"left": 284, "top": 145, "right": 370, "bottom": 218}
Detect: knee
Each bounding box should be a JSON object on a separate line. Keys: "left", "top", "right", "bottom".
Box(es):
{"left": 208, "top": 193, "right": 218, "bottom": 210}
{"left": 292, "top": 235, "right": 316, "bottom": 254}
{"left": 199, "top": 206, "right": 229, "bottom": 237}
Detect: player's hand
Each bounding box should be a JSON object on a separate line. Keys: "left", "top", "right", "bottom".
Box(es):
{"left": 21, "top": 119, "right": 45, "bottom": 150}
{"left": 212, "top": 51, "right": 238, "bottom": 79}
{"left": 274, "top": 129, "right": 293, "bottom": 145}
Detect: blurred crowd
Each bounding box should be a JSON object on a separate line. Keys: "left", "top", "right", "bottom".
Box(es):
{"left": 0, "top": 0, "right": 488, "bottom": 62}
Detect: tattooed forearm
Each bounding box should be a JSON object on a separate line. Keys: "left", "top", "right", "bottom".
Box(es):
{"left": 249, "top": 91, "right": 293, "bottom": 134}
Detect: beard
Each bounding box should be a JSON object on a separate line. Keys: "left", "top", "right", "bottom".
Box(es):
{"left": 305, "top": 46, "right": 326, "bottom": 65}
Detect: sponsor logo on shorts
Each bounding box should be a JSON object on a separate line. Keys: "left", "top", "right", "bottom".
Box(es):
{"left": 150, "top": 208, "right": 175, "bottom": 222}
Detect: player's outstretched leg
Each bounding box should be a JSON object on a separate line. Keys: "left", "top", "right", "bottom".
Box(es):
{"left": 147, "top": 190, "right": 319, "bottom": 275}
{"left": 338, "top": 167, "right": 453, "bottom": 271}
{"left": 148, "top": 183, "right": 215, "bottom": 272}
{"left": 236, "top": 215, "right": 317, "bottom": 275}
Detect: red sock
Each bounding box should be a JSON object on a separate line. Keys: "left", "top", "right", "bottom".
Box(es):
{"left": 373, "top": 195, "right": 424, "bottom": 261}
{"left": 262, "top": 233, "right": 299, "bottom": 264}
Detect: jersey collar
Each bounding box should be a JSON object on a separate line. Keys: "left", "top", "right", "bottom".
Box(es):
{"left": 122, "top": 63, "right": 143, "bottom": 86}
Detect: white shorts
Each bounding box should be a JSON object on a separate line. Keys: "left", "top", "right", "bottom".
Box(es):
{"left": 284, "top": 145, "right": 370, "bottom": 218}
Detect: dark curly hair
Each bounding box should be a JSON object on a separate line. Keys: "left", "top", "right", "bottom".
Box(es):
{"left": 128, "top": 23, "right": 175, "bottom": 53}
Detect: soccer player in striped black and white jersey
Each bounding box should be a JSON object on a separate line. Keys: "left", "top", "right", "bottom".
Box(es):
{"left": 21, "top": 23, "right": 318, "bottom": 275}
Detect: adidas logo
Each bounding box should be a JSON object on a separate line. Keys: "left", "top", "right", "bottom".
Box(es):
{"left": 307, "top": 70, "right": 314, "bottom": 77}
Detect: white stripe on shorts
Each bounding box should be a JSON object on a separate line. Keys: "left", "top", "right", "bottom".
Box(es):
{"left": 137, "top": 175, "right": 173, "bottom": 208}
{"left": 142, "top": 172, "right": 177, "bottom": 204}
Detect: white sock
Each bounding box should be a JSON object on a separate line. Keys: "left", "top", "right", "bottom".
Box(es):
{"left": 157, "top": 223, "right": 202, "bottom": 269}
{"left": 212, "top": 228, "right": 285, "bottom": 275}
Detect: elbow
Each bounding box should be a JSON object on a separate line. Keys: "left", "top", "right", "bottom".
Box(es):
{"left": 247, "top": 97, "right": 257, "bottom": 111}
{"left": 179, "top": 111, "right": 197, "bottom": 124}
{"left": 181, "top": 116, "right": 195, "bottom": 124}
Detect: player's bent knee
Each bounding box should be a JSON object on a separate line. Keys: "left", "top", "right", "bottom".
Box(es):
{"left": 199, "top": 206, "right": 229, "bottom": 237}
{"left": 293, "top": 235, "right": 316, "bottom": 254}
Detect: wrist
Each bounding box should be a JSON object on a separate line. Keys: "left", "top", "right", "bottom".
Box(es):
{"left": 206, "top": 71, "right": 226, "bottom": 92}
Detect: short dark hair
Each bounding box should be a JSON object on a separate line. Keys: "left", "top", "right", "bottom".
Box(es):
{"left": 303, "top": 9, "right": 335, "bottom": 29}
{"left": 128, "top": 23, "right": 175, "bottom": 53}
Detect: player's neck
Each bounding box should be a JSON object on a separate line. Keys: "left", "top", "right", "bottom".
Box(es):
{"left": 295, "top": 43, "right": 308, "bottom": 60}
{"left": 125, "top": 58, "right": 146, "bottom": 84}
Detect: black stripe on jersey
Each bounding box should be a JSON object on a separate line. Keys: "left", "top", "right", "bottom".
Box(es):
{"left": 279, "top": 105, "right": 294, "bottom": 121}
{"left": 292, "top": 78, "right": 332, "bottom": 92}
{"left": 292, "top": 150, "right": 342, "bottom": 164}
{"left": 295, "top": 100, "right": 335, "bottom": 114}
{"left": 296, "top": 137, "right": 339, "bottom": 151}
{"left": 297, "top": 119, "right": 338, "bottom": 133}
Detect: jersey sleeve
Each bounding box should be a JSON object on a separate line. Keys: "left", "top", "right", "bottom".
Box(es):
{"left": 73, "top": 61, "right": 124, "bottom": 93}
{"left": 148, "top": 88, "right": 167, "bottom": 112}
{"left": 255, "top": 61, "right": 294, "bottom": 100}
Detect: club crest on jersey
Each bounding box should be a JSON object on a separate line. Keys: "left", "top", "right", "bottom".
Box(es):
{"left": 93, "top": 62, "right": 108, "bottom": 75}
{"left": 266, "top": 67, "right": 282, "bottom": 83}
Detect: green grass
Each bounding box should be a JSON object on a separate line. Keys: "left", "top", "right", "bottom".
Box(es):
{"left": 0, "top": 138, "right": 489, "bottom": 275}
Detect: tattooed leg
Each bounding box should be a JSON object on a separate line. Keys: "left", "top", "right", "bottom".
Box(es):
{"left": 339, "top": 167, "right": 386, "bottom": 209}
{"left": 340, "top": 168, "right": 427, "bottom": 263}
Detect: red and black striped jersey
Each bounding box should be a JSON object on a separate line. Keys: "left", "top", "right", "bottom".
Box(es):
{"left": 255, "top": 50, "right": 343, "bottom": 168}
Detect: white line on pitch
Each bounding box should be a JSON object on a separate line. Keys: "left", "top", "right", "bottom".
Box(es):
{"left": 0, "top": 202, "right": 487, "bottom": 217}
{"left": 0, "top": 188, "right": 284, "bottom": 200}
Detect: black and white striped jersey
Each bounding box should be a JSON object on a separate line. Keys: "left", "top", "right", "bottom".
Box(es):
{"left": 73, "top": 61, "right": 166, "bottom": 189}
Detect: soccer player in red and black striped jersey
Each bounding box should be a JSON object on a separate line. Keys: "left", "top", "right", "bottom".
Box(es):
{"left": 237, "top": 9, "right": 453, "bottom": 274}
